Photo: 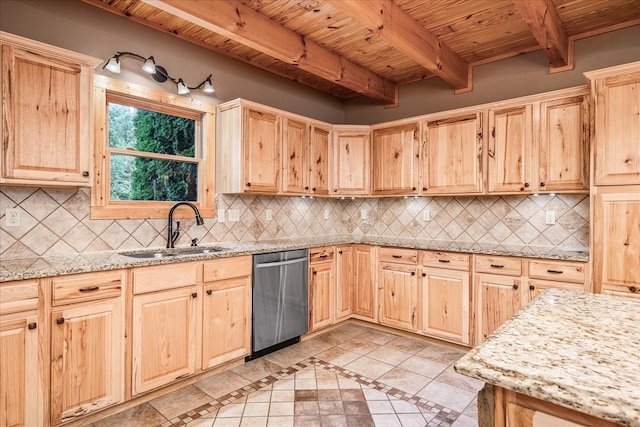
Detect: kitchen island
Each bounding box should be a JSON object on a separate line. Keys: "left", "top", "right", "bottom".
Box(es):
{"left": 454, "top": 289, "right": 639, "bottom": 426}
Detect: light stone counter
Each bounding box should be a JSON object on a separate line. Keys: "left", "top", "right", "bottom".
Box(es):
{"left": 0, "top": 235, "right": 588, "bottom": 282}
{"left": 454, "top": 289, "right": 640, "bottom": 426}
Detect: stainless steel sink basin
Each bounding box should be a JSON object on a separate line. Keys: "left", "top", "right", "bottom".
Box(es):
{"left": 119, "top": 247, "right": 228, "bottom": 259}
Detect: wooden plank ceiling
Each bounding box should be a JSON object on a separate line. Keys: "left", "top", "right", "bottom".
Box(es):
{"left": 83, "top": 0, "right": 640, "bottom": 106}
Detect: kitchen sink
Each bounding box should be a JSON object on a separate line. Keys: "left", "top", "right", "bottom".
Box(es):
{"left": 119, "top": 246, "right": 228, "bottom": 259}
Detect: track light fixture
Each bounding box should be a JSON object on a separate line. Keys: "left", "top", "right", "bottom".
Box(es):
{"left": 102, "top": 51, "right": 215, "bottom": 95}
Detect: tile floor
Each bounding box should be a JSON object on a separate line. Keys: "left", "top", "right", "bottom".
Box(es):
{"left": 89, "top": 323, "right": 482, "bottom": 427}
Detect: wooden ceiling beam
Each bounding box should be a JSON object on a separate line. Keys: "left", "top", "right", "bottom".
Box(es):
{"left": 140, "top": 0, "right": 398, "bottom": 105}
{"left": 328, "top": 0, "right": 471, "bottom": 93}
{"left": 513, "top": 0, "right": 570, "bottom": 69}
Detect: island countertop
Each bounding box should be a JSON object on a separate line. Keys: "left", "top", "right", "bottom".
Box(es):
{"left": 454, "top": 289, "right": 640, "bottom": 426}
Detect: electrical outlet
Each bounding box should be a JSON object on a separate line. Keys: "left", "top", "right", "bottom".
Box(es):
{"left": 360, "top": 209, "right": 367, "bottom": 220}
{"left": 228, "top": 209, "right": 240, "bottom": 222}
{"left": 545, "top": 210, "right": 556, "bottom": 225}
{"left": 217, "top": 209, "right": 225, "bottom": 223}
{"left": 5, "top": 208, "right": 20, "bottom": 227}
{"left": 423, "top": 209, "right": 431, "bottom": 221}
{"left": 324, "top": 208, "right": 330, "bottom": 220}
{"left": 265, "top": 209, "right": 272, "bottom": 221}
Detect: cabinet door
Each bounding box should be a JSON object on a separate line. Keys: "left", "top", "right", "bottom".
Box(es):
{"left": 309, "top": 261, "right": 335, "bottom": 331}
{"left": 593, "top": 187, "right": 640, "bottom": 294}
{"left": 132, "top": 287, "right": 197, "bottom": 395}
{"left": 1, "top": 314, "right": 40, "bottom": 427}
{"left": 488, "top": 106, "right": 533, "bottom": 193}
{"left": 423, "top": 114, "right": 483, "bottom": 194}
{"left": 1, "top": 43, "right": 96, "bottom": 186}
{"left": 378, "top": 262, "right": 418, "bottom": 331}
{"left": 538, "top": 96, "right": 589, "bottom": 191}
{"left": 372, "top": 123, "right": 420, "bottom": 195}
{"left": 242, "top": 108, "right": 280, "bottom": 193}
{"left": 421, "top": 268, "right": 470, "bottom": 345}
{"left": 282, "top": 118, "right": 309, "bottom": 195}
{"left": 202, "top": 276, "right": 251, "bottom": 369}
{"left": 592, "top": 72, "right": 640, "bottom": 185}
{"left": 353, "top": 245, "right": 376, "bottom": 320}
{"left": 335, "top": 246, "right": 353, "bottom": 320}
{"left": 332, "top": 128, "right": 370, "bottom": 195}
{"left": 50, "top": 300, "right": 123, "bottom": 424}
{"left": 474, "top": 273, "right": 523, "bottom": 344}
{"left": 309, "top": 125, "right": 330, "bottom": 196}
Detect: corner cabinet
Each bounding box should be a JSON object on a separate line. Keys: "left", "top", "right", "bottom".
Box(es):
{"left": 0, "top": 32, "right": 101, "bottom": 187}
{"left": 331, "top": 126, "right": 371, "bottom": 195}
{"left": 372, "top": 122, "right": 420, "bottom": 195}
{"left": 309, "top": 247, "right": 336, "bottom": 331}
{"left": 217, "top": 99, "right": 281, "bottom": 194}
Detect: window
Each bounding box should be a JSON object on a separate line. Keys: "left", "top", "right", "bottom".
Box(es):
{"left": 92, "top": 76, "right": 215, "bottom": 219}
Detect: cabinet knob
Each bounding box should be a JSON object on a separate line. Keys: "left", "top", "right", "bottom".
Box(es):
{"left": 333, "top": 188, "right": 338, "bottom": 192}
{"left": 82, "top": 171, "right": 89, "bottom": 177}
{"left": 524, "top": 182, "right": 530, "bottom": 188}
{"left": 56, "top": 318, "right": 65, "bottom": 325}
{"left": 529, "top": 285, "right": 535, "bottom": 291}
{"left": 312, "top": 187, "right": 317, "bottom": 191}
{"left": 422, "top": 272, "right": 426, "bottom": 277}
{"left": 422, "top": 187, "right": 428, "bottom": 191}
{"left": 338, "top": 250, "right": 343, "bottom": 254}
{"left": 206, "top": 289, "right": 213, "bottom": 295}
{"left": 412, "top": 187, "right": 416, "bottom": 191}
{"left": 304, "top": 186, "right": 309, "bottom": 190}
{"left": 519, "top": 187, "right": 525, "bottom": 191}
{"left": 313, "top": 271, "right": 317, "bottom": 275}
{"left": 540, "top": 181, "right": 546, "bottom": 187}
{"left": 192, "top": 292, "right": 198, "bottom": 298}
{"left": 411, "top": 271, "right": 416, "bottom": 276}
{"left": 28, "top": 322, "right": 37, "bottom": 330}
{"left": 512, "top": 284, "right": 519, "bottom": 290}
{"left": 629, "top": 286, "right": 638, "bottom": 293}
{"left": 246, "top": 182, "right": 251, "bottom": 187}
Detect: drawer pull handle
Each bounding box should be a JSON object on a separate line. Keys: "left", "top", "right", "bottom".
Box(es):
{"left": 28, "top": 322, "right": 37, "bottom": 330}
{"left": 319, "top": 254, "right": 329, "bottom": 258}
{"left": 490, "top": 264, "right": 504, "bottom": 268}
{"left": 438, "top": 259, "right": 450, "bottom": 263}
{"left": 56, "top": 318, "right": 65, "bottom": 325}
{"left": 512, "top": 284, "right": 519, "bottom": 290}
{"left": 206, "top": 289, "right": 213, "bottom": 295}
{"left": 392, "top": 255, "right": 403, "bottom": 259}
{"left": 175, "top": 373, "right": 190, "bottom": 380}
{"left": 79, "top": 286, "right": 100, "bottom": 292}
{"left": 547, "top": 269, "right": 563, "bottom": 274}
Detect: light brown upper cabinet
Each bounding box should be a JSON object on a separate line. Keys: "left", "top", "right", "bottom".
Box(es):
{"left": 217, "top": 99, "right": 281, "bottom": 194}
{"left": 282, "top": 119, "right": 331, "bottom": 196}
{"left": 487, "top": 105, "right": 534, "bottom": 193}
{"left": 422, "top": 113, "right": 483, "bottom": 194}
{"left": 308, "top": 125, "right": 331, "bottom": 196}
{"left": 331, "top": 126, "right": 371, "bottom": 195}
{"left": 0, "top": 32, "right": 100, "bottom": 187}
{"left": 372, "top": 122, "right": 420, "bottom": 195}
{"left": 538, "top": 94, "right": 590, "bottom": 191}
{"left": 586, "top": 63, "right": 640, "bottom": 186}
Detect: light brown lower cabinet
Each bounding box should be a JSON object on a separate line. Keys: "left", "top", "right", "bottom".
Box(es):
{"left": 352, "top": 245, "right": 377, "bottom": 321}
{"left": 48, "top": 270, "right": 126, "bottom": 425}
{"left": 335, "top": 245, "right": 353, "bottom": 321}
{"left": 474, "top": 273, "right": 523, "bottom": 345}
{"left": 309, "top": 247, "right": 336, "bottom": 332}
{"left": 378, "top": 251, "right": 418, "bottom": 332}
{"left": 1, "top": 279, "right": 42, "bottom": 427}
{"left": 202, "top": 275, "right": 251, "bottom": 369}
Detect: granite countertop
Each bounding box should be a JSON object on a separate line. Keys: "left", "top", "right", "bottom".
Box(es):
{"left": 454, "top": 289, "right": 640, "bottom": 426}
{"left": 0, "top": 235, "right": 588, "bottom": 282}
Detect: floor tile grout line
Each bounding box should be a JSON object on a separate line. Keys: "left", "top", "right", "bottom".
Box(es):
{"left": 164, "top": 356, "right": 463, "bottom": 426}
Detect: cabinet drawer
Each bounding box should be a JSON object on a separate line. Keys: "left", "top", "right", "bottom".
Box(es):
{"left": 52, "top": 270, "right": 124, "bottom": 306}
{"left": 0, "top": 280, "right": 39, "bottom": 314}
{"left": 528, "top": 260, "right": 586, "bottom": 283}
{"left": 203, "top": 256, "right": 252, "bottom": 282}
{"left": 133, "top": 262, "right": 200, "bottom": 294}
{"left": 421, "top": 251, "right": 469, "bottom": 271}
{"left": 602, "top": 283, "right": 640, "bottom": 298}
{"left": 475, "top": 256, "right": 522, "bottom": 276}
{"left": 309, "top": 247, "right": 335, "bottom": 263}
{"left": 379, "top": 247, "right": 418, "bottom": 264}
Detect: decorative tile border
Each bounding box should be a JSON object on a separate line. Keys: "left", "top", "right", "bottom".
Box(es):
{"left": 167, "top": 357, "right": 462, "bottom": 426}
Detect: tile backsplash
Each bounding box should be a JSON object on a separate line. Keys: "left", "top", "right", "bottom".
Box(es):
{"left": 0, "top": 186, "right": 589, "bottom": 259}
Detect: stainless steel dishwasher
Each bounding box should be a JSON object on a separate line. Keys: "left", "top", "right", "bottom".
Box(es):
{"left": 247, "top": 249, "right": 308, "bottom": 361}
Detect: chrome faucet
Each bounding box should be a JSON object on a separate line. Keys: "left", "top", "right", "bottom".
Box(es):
{"left": 167, "top": 202, "right": 204, "bottom": 248}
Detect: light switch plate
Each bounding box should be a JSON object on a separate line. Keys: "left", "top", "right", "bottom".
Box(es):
{"left": 423, "top": 210, "right": 431, "bottom": 221}
{"left": 217, "top": 209, "right": 225, "bottom": 223}
{"left": 545, "top": 210, "right": 556, "bottom": 225}
{"left": 360, "top": 209, "right": 367, "bottom": 220}
{"left": 265, "top": 209, "right": 272, "bottom": 221}
{"left": 324, "top": 208, "right": 330, "bottom": 220}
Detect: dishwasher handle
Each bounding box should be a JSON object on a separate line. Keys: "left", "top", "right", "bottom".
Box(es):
{"left": 255, "top": 257, "right": 308, "bottom": 268}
